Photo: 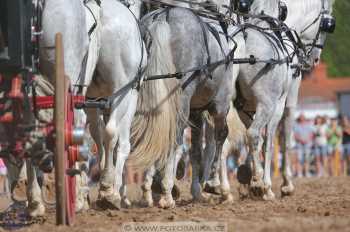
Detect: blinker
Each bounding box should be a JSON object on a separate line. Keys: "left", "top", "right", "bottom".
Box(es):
{"left": 279, "top": 1, "right": 287, "bottom": 21}
{"left": 237, "top": 0, "right": 252, "bottom": 14}
{"left": 320, "top": 16, "right": 336, "bottom": 33}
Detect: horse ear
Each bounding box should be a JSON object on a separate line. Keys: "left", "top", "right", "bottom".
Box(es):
{"left": 325, "top": 0, "right": 335, "bottom": 14}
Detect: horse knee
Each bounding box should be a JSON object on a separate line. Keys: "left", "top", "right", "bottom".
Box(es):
{"left": 217, "top": 124, "right": 228, "bottom": 142}
{"left": 247, "top": 128, "right": 260, "bottom": 148}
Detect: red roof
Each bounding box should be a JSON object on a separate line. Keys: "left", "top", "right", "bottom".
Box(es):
{"left": 299, "top": 63, "right": 350, "bottom": 103}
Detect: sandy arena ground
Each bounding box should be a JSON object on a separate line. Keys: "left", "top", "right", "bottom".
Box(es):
{"left": 0, "top": 177, "right": 350, "bottom": 232}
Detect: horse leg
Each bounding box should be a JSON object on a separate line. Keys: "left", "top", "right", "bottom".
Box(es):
{"left": 112, "top": 90, "right": 138, "bottom": 209}
{"left": 236, "top": 110, "right": 252, "bottom": 198}
{"left": 75, "top": 166, "right": 90, "bottom": 212}
{"left": 219, "top": 138, "right": 233, "bottom": 203}
{"left": 26, "top": 160, "right": 45, "bottom": 217}
{"left": 279, "top": 72, "right": 300, "bottom": 196}
{"left": 202, "top": 118, "right": 220, "bottom": 194}
{"left": 209, "top": 108, "right": 230, "bottom": 203}
{"left": 280, "top": 106, "right": 296, "bottom": 196}
{"left": 247, "top": 102, "right": 274, "bottom": 198}
{"left": 98, "top": 93, "right": 137, "bottom": 209}
{"left": 262, "top": 99, "right": 285, "bottom": 201}
{"left": 86, "top": 108, "right": 106, "bottom": 171}
{"left": 142, "top": 165, "right": 156, "bottom": 207}
{"left": 158, "top": 146, "right": 179, "bottom": 209}
{"left": 120, "top": 171, "right": 131, "bottom": 208}
{"left": 189, "top": 111, "right": 208, "bottom": 202}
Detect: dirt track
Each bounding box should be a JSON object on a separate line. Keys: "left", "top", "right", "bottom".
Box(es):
{"left": 1, "top": 177, "right": 350, "bottom": 232}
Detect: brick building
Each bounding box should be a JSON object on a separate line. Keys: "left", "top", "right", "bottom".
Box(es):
{"left": 297, "top": 63, "right": 350, "bottom": 118}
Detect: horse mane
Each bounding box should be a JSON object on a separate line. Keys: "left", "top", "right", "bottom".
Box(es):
{"left": 324, "top": 0, "right": 335, "bottom": 13}
{"left": 250, "top": 0, "right": 280, "bottom": 18}
{"left": 292, "top": 0, "right": 334, "bottom": 18}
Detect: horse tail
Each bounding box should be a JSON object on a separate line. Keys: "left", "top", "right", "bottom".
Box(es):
{"left": 226, "top": 102, "right": 247, "bottom": 155}
{"left": 128, "top": 19, "right": 183, "bottom": 169}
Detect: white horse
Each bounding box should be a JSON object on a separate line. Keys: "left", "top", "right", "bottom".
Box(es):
{"left": 279, "top": 0, "right": 335, "bottom": 196}
{"left": 3, "top": 0, "right": 148, "bottom": 216}
{"left": 10, "top": 0, "right": 102, "bottom": 217}
{"left": 83, "top": 0, "right": 150, "bottom": 210}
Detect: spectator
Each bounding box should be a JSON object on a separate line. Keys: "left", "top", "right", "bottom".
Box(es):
{"left": 0, "top": 158, "right": 8, "bottom": 195}
{"left": 294, "top": 114, "right": 314, "bottom": 177}
{"left": 314, "top": 116, "right": 329, "bottom": 177}
{"left": 341, "top": 115, "right": 350, "bottom": 176}
{"left": 327, "top": 118, "right": 342, "bottom": 176}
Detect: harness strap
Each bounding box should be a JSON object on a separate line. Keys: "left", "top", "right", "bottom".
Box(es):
{"left": 194, "top": 14, "right": 212, "bottom": 78}
{"left": 206, "top": 22, "right": 226, "bottom": 56}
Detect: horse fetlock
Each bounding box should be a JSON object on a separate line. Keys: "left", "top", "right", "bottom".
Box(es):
{"left": 142, "top": 189, "right": 154, "bottom": 207}
{"left": 100, "top": 169, "right": 114, "bottom": 187}
{"left": 27, "top": 201, "right": 45, "bottom": 217}
{"left": 238, "top": 184, "right": 250, "bottom": 199}
{"left": 191, "top": 182, "right": 203, "bottom": 200}
{"left": 263, "top": 188, "right": 276, "bottom": 201}
{"left": 221, "top": 192, "right": 234, "bottom": 204}
{"left": 158, "top": 194, "right": 175, "bottom": 209}
{"left": 281, "top": 182, "right": 295, "bottom": 197}
{"left": 97, "top": 192, "right": 121, "bottom": 210}
{"left": 250, "top": 178, "right": 265, "bottom": 198}
{"left": 121, "top": 197, "right": 132, "bottom": 208}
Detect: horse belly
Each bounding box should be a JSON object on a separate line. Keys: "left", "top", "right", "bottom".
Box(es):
{"left": 190, "top": 85, "right": 215, "bottom": 109}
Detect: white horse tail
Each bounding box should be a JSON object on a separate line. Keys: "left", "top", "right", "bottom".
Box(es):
{"left": 129, "top": 20, "right": 182, "bottom": 169}
{"left": 204, "top": 102, "right": 247, "bottom": 153}
{"left": 226, "top": 102, "right": 247, "bottom": 155}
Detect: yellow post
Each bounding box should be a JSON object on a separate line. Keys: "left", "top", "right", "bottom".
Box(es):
{"left": 334, "top": 148, "right": 340, "bottom": 177}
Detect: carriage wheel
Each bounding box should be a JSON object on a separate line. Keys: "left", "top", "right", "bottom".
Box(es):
{"left": 54, "top": 33, "right": 76, "bottom": 225}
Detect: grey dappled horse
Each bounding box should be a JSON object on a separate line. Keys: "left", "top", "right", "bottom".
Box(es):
{"left": 139, "top": 7, "right": 237, "bottom": 208}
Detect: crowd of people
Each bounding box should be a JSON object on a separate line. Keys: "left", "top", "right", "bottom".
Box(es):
{"left": 292, "top": 114, "right": 350, "bottom": 177}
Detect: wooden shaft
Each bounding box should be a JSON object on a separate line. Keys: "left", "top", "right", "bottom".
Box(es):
{"left": 54, "top": 33, "right": 66, "bottom": 225}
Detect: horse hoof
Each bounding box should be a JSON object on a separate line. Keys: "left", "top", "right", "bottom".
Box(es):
{"left": 262, "top": 189, "right": 275, "bottom": 201}
{"left": 203, "top": 183, "right": 221, "bottom": 195}
{"left": 158, "top": 196, "right": 175, "bottom": 209}
{"left": 76, "top": 195, "right": 90, "bottom": 212}
{"left": 27, "top": 202, "right": 45, "bottom": 217}
{"left": 11, "top": 180, "right": 27, "bottom": 202}
{"left": 142, "top": 199, "right": 154, "bottom": 208}
{"left": 237, "top": 164, "right": 252, "bottom": 185}
{"left": 221, "top": 193, "right": 234, "bottom": 204}
{"left": 281, "top": 183, "right": 295, "bottom": 197}
{"left": 250, "top": 179, "right": 265, "bottom": 198}
{"left": 193, "top": 192, "right": 211, "bottom": 203}
{"left": 122, "top": 197, "right": 132, "bottom": 208}
{"left": 238, "top": 184, "right": 250, "bottom": 200}
{"left": 96, "top": 194, "right": 121, "bottom": 210}
{"left": 141, "top": 190, "right": 154, "bottom": 208}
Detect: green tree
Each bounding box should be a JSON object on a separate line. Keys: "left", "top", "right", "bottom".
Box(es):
{"left": 322, "top": 0, "right": 350, "bottom": 77}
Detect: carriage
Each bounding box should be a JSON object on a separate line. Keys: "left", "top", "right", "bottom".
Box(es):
{"left": 0, "top": 0, "right": 89, "bottom": 225}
